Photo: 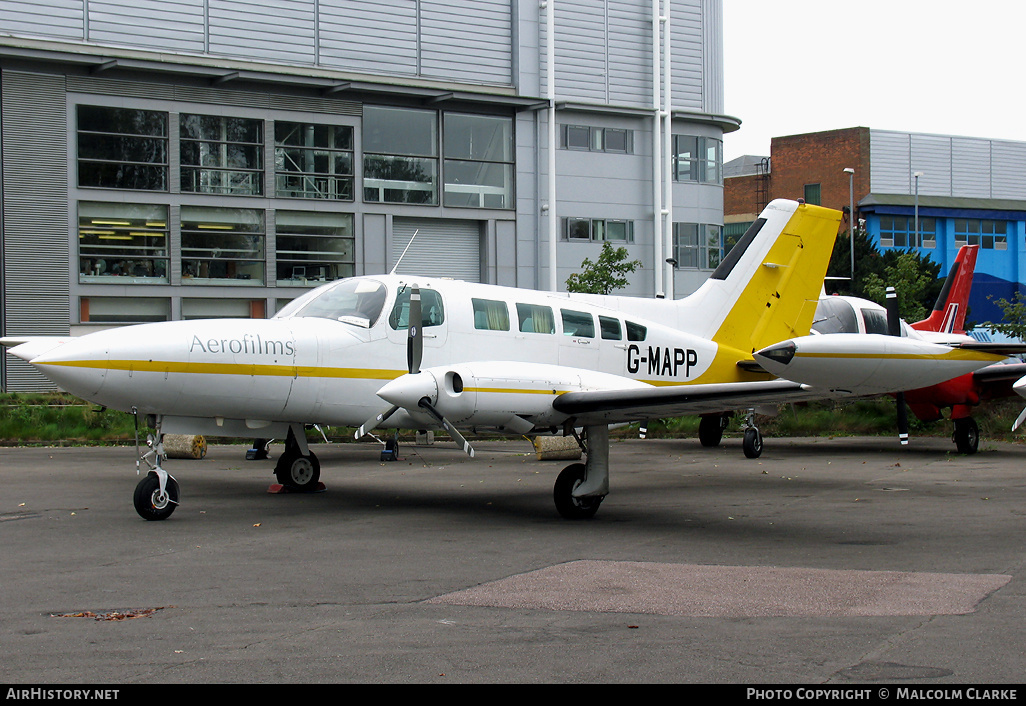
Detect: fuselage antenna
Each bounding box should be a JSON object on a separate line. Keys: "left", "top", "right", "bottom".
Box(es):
{"left": 390, "top": 229, "right": 419, "bottom": 275}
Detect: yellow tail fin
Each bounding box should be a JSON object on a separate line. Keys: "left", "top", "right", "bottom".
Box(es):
{"left": 709, "top": 200, "right": 842, "bottom": 354}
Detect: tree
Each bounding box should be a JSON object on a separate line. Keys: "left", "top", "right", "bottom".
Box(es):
{"left": 565, "top": 241, "right": 642, "bottom": 295}
{"left": 983, "top": 291, "right": 1026, "bottom": 341}
{"left": 860, "top": 251, "right": 940, "bottom": 322}
{"left": 825, "top": 226, "right": 942, "bottom": 319}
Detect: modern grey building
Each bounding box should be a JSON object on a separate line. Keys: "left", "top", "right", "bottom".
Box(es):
{"left": 0, "top": 0, "right": 737, "bottom": 391}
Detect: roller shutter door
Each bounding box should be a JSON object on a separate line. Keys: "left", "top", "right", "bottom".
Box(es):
{"left": 392, "top": 218, "right": 482, "bottom": 282}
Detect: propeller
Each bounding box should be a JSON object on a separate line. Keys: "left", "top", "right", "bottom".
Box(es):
{"left": 885, "top": 286, "right": 910, "bottom": 445}
{"left": 355, "top": 285, "right": 475, "bottom": 457}
{"left": 1011, "top": 376, "right": 1026, "bottom": 432}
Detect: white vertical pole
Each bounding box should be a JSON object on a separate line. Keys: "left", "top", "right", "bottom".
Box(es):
{"left": 662, "top": 0, "right": 673, "bottom": 299}
{"left": 547, "top": 1, "right": 558, "bottom": 292}
{"left": 652, "top": 0, "right": 664, "bottom": 298}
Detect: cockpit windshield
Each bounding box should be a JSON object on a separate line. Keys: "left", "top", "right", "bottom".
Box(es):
{"left": 275, "top": 278, "right": 388, "bottom": 327}
{"left": 811, "top": 297, "right": 859, "bottom": 334}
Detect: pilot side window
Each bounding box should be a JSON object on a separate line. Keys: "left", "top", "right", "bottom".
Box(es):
{"left": 388, "top": 287, "right": 445, "bottom": 329}
{"left": 561, "top": 309, "right": 595, "bottom": 337}
{"left": 861, "top": 309, "right": 890, "bottom": 335}
{"left": 516, "top": 303, "right": 555, "bottom": 334}
{"left": 472, "top": 298, "right": 510, "bottom": 331}
{"left": 599, "top": 316, "right": 622, "bottom": 340}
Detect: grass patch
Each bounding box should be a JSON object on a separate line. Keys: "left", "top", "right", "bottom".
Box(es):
{"left": 2, "top": 392, "right": 1025, "bottom": 446}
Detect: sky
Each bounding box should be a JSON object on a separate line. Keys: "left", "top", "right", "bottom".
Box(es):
{"left": 721, "top": 1, "right": 1026, "bottom": 162}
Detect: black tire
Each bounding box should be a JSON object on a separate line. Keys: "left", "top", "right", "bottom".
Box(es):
{"left": 133, "top": 472, "right": 179, "bottom": 521}
{"left": 553, "top": 463, "right": 603, "bottom": 520}
{"left": 274, "top": 450, "right": 321, "bottom": 491}
{"left": 699, "top": 415, "right": 725, "bottom": 447}
{"left": 953, "top": 417, "right": 979, "bottom": 455}
{"left": 742, "top": 427, "right": 763, "bottom": 459}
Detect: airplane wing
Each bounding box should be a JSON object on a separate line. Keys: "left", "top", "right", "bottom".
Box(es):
{"left": 552, "top": 378, "right": 819, "bottom": 425}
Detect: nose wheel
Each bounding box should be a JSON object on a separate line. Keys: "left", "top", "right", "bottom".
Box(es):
{"left": 133, "top": 471, "right": 180, "bottom": 521}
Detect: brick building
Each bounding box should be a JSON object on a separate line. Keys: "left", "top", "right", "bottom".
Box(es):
{"left": 725, "top": 127, "right": 1026, "bottom": 326}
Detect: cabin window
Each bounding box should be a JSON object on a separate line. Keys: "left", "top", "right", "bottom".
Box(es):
{"left": 517, "top": 303, "right": 555, "bottom": 334}
{"left": 626, "top": 321, "right": 647, "bottom": 341}
{"left": 811, "top": 298, "right": 859, "bottom": 334}
{"left": 861, "top": 309, "right": 889, "bottom": 335}
{"left": 389, "top": 287, "right": 445, "bottom": 329}
{"left": 599, "top": 316, "right": 622, "bottom": 340}
{"left": 561, "top": 309, "right": 595, "bottom": 338}
{"left": 472, "top": 298, "right": 510, "bottom": 331}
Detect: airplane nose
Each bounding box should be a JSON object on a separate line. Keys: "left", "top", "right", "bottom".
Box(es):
{"left": 30, "top": 334, "right": 111, "bottom": 399}
{"left": 754, "top": 341, "right": 796, "bottom": 369}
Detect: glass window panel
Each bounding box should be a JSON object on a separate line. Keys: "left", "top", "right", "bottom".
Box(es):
{"left": 78, "top": 202, "right": 169, "bottom": 284}
{"left": 443, "top": 161, "right": 513, "bottom": 208}
{"left": 604, "top": 128, "right": 629, "bottom": 153}
{"left": 516, "top": 303, "right": 555, "bottom": 334}
{"left": 363, "top": 155, "right": 438, "bottom": 204}
{"left": 82, "top": 296, "right": 170, "bottom": 324}
{"left": 599, "top": 316, "right": 622, "bottom": 340}
{"left": 444, "top": 114, "right": 513, "bottom": 162}
{"left": 565, "top": 125, "right": 591, "bottom": 150}
{"left": 604, "top": 221, "right": 628, "bottom": 241}
{"left": 561, "top": 309, "right": 594, "bottom": 338}
{"left": 389, "top": 287, "right": 446, "bottom": 329}
{"left": 472, "top": 299, "right": 509, "bottom": 331}
{"left": 363, "top": 106, "right": 437, "bottom": 157}
{"left": 275, "top": 211, "right": 355, "bottom": 286}
{"left": 626, "top": 321, "right": 647, "bottom": 341}
{"left": 181, "top": 206, "right": 264, "bottom": 284}
{"left": 274, "top": 122, "right": 354, "bottom": 201}
{"left": 77, "top": 106, "right": 168, "bottom": 191}
{"left": 566, "top": 218, "right": 591, "bottom": 240}
{"left": 180, "top": 114, "right": 263, "bottom": 196}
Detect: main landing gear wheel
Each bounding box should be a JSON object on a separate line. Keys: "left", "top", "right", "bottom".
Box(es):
{"left": 953, "top": 417, "right": 979, "bottom": 455}
{"left": 742, "top": 427, "right": 763, "bottom": 459}
{"left": 134, "top": 472, "right": 180, "bottom": 521}
{"left": 553, "top": 463, "right": 603, "bottom": 520}
{"left": 699, "top": 414, "right": 728, "bottom": 447}
{"left": 274, "top": 450, "right": 321, "bottom": 491}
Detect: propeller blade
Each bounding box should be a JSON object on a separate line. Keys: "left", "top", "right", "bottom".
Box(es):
{"left": 885, "top": 286, "right": 901, "bottom": 337}
{"left": 1013, "top": 406, "right": 1026, "bottom": 432}
{"left": 896, "top": 392, "right": 909, "bottom": 445}
{"left": 417, "top": 398, "right": 475, "bottom": 458}
{"left": 886, "top": 286, "right": 910, "bottom": 445}
{"left": 407, "top": 286, "right": 423, "bottom": 375}
{"left": 354, "top": 405, "right": 399, "bottom": 439}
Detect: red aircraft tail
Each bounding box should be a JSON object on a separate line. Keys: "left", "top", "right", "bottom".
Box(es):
{"left": 910, "top": 245, "right": 978, "bottom": 334}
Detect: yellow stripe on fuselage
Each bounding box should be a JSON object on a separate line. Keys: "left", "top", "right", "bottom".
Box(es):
{"left": 36, "top": 358, "right": 405, "bottom": 381}
{"left": 793, "top": 350, "right": 1002, "bottom": 362}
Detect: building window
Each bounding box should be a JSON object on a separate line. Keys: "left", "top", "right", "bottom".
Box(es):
{"left": 955, "top": 219, "right": 1007, "bottom": 250}
{"left": 77, "top": 105, "right": 168, "bottom": 191}
{"left": 672, "top": 135, "right": 722, "bottom": 184}
{"left": 562, "top": 218, "right": 635, "bottom": 242}
{"left": 181, "top": 206, "right": 265, "bottom": 284}
{"left": 363, "top": 106, "right": 438, "bottom": 204}
{"left": 879, "top": 215, "right": 936, "bottom": 248}
{"left": 182, "top": 298, "right": 266, "bottom": 320}
{"left": 274, "top": 122, "right": 354, "bottom": 200}
{"left": 673, "top": 223, "right": 723, "bottom": 269}
{"left": 78, "top": 202, "right": 169, "bottom": 283}
{"left": 80, "top": 296, "right": 170, "bottom": 324}
{"left": 803, "top": 183, "right": 821, "bottom": 205}
{"left": 274, "top": 211, "right": 355, "bottom": 286}
{"left": 561, "top": 124, "right": 634, "bottom": 153}
{"left": 443, "top": 113, "right": 514, "bottom": 208}
{"left": 180, "top": 114, "right": 264, "bottom": 196}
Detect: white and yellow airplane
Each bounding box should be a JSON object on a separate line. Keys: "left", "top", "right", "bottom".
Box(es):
{"left": 2, "top": 199, "right": 1007, "bottom": 521}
